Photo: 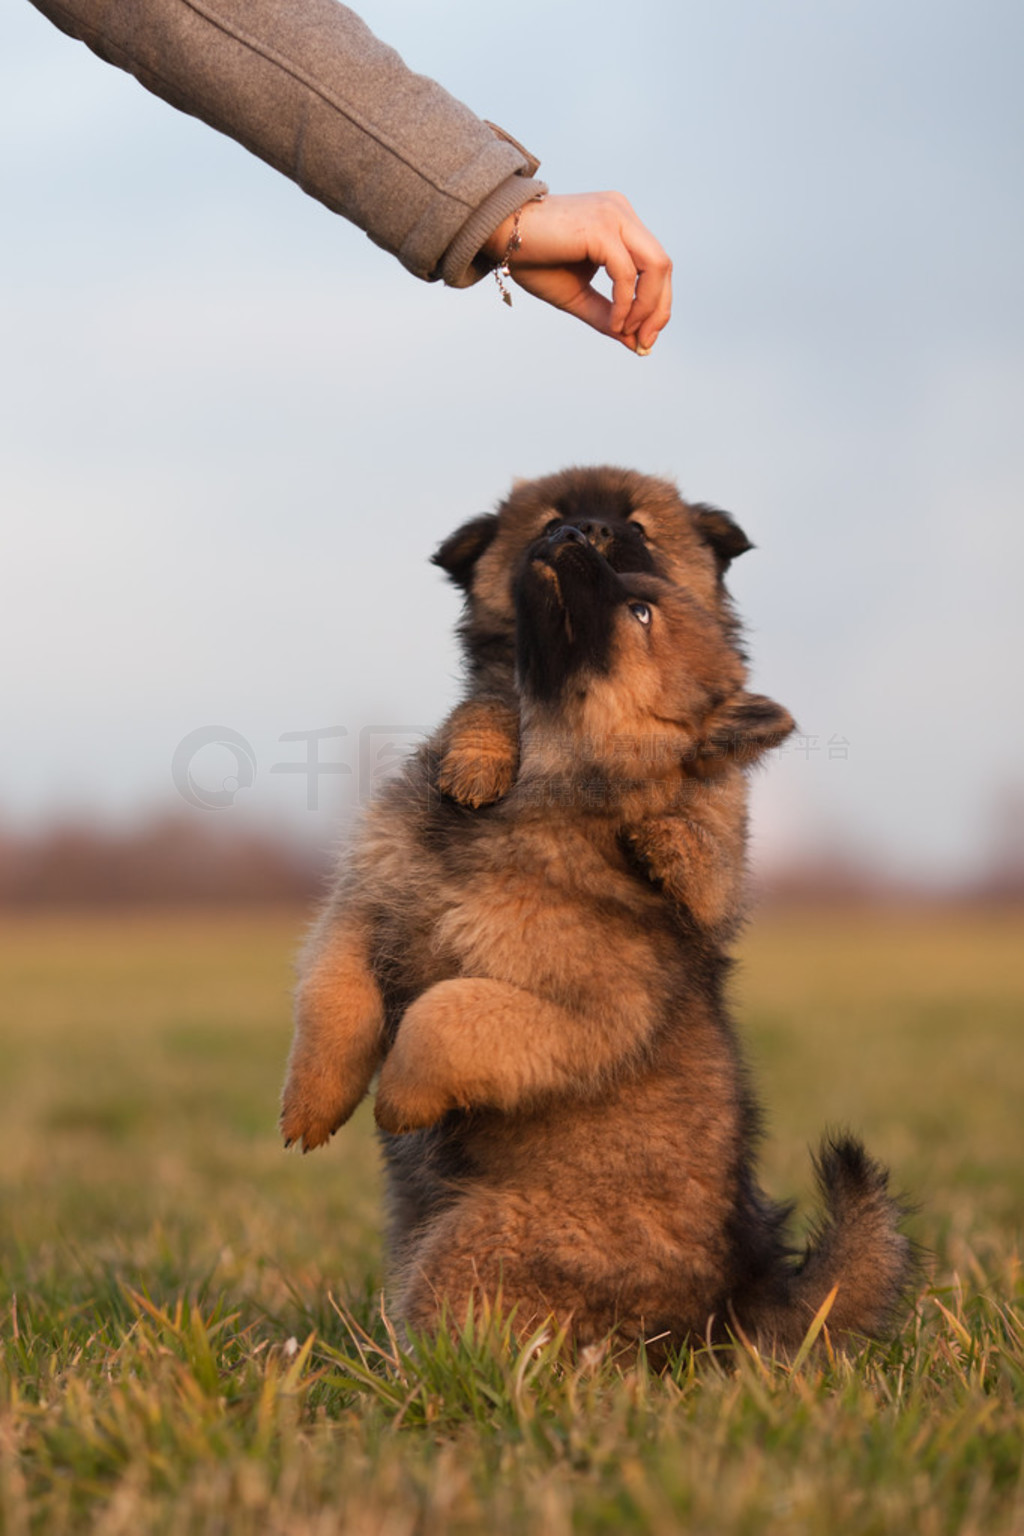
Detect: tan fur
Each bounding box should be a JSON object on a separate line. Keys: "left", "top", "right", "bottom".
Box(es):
{"left": 282, "top": 523, "right": 913, "bottom": 1354}
{"left": 465, "top": 470, "right": 726, "bottom": 630}
{"left": 281, "top": 917, "right": 384, "bottom": 1151}
{"left": 436, "top": 698, "right": 520, "bottom": 808}
{"left": 626, "top": 771, "right": 749, "bottom": 935}
{"left": 430, "top": 468, "right": 766, "bottom": 924}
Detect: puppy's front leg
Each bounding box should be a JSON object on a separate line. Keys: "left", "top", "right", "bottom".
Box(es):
{"left": 374, "top": 976, "right": 655, "bottom": 1133}
{"left": 436, "top": 697, "right": 520, "bottom": 808}
{"left": 625, "top": 695, "right": 794, "bottom": 937}
{"left": 624, "top": 771, "right": 748, "bottom": 940}
{"left": 280, "top": 915, "right": 384, "bottom": 1151}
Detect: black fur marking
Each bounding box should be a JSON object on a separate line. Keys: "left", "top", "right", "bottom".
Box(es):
{"left": 692, "top": 504, "right": 754, "bottom": 571}
{"left": 604, "top": 527, "right": 658, "bottom": 576}
{"left": 515, "top": 537, "right": 626, "bottom": 704}
{"left": 547, "top": 510, "right": 658, "bottom": 578}
{"left": 702, "top": 694, "right": 796, "bottom": 762}
{"left": 719, "top": 1081, "right": 799, "bottom": 1331}
{"left": 432, "top": 514, "right": 499, "bottom": 592}
{"left": 381, "top": 1118, "right": 480, "bottom": 1259}
{"left": 553, "top": 481, "right": 637, "bottom": 528}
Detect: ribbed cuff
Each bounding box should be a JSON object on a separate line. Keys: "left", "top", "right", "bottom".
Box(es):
{"left": 440, "top": 175, "right": 547, "bottom": 289}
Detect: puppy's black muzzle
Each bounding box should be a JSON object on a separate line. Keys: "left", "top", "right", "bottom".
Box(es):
{"left": 545, "top": 514, "right": 655, "bottom": 575}
{"left": 516, "top": 530, "right": 626, "bottom": 704}
{"left": 546, "top": 524, "right": 589, "bottom": 550}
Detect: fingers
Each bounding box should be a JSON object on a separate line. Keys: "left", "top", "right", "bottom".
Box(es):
{"left": 604, "top": 252, "right": 642, "bottom": 338}
{"left": 563, "top": 285, "right": 645, "bottom": 353}
{"left": 601, "top": 238, "right": 673, "bottom": 351}
{"left": 560, "top": 191, "right": 672, "bottom": 349}
{"left": 624, "top": 248, "right": 673, "bottom": 351}
{"left": 610, "top": 203, "right": 673, "bottom": 350}
{"left": 504, "top": 191, "right": 672, "bottom": 352}
{"left": 625, "top": 250, "right": 673, "bottom": 352}
{"left": 515, "top": 266, "right": 651, "bottom": 354}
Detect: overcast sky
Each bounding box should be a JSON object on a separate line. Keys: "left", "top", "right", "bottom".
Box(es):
{"left": 2, "top": 0, "right": 1022, "bottom": 881}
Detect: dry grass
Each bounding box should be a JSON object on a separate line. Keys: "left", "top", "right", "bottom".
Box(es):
{"left": 1, "top": 904, "right": 1021, "bottom": 1533}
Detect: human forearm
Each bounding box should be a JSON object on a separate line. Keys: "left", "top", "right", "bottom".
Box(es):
{"left": 27, "top": 0, "right": 545, "bottom": 283}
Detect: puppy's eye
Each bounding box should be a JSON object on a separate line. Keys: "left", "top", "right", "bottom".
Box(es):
{"left": 628, "top": 601, "right": 652, "bottom": 626}
{"left": 630, "top": 521, "right": 648, "bottom": 541}
{"left": 543, "top": 518, "right": 562, "bottom": 536}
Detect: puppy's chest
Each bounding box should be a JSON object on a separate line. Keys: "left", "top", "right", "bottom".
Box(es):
{"left": 431, "top": 826, "right": 665, "bottom": 996}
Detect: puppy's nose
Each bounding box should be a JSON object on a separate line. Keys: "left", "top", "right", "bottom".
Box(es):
{"left": 547, "top": 524, "right": 588, "bottom": 547}
{"left": 576, "top": 520, "right": 614, "bottom": 551}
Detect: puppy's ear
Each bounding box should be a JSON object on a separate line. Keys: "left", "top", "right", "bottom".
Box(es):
{"left": 431, "top": 514, "right": 499, "bottom": 593}
{"left": 692, "top": 504, "right": 754, "bottom": 572}
{"left": 699, "top": 692, "right": 795, "bottom": 767}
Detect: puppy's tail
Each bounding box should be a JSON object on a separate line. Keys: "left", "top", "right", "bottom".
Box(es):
{"left": 745, "top": 1134, "right": 916, "bottom": 1349}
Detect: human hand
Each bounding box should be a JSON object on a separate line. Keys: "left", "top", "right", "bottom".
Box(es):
{"left": 482, "top": 192, "right": 672, "bottom": 353}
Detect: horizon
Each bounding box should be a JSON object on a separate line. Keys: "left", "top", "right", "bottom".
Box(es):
{"left": 3, "top": 0, "right": 1022, "bottom": 885}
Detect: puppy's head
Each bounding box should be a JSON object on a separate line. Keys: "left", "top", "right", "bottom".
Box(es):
{"left": 515, "top": 528, "right": 792, "bottom": 781}
{"left": 433, "top": 466, "right": 752, "bottom": 652}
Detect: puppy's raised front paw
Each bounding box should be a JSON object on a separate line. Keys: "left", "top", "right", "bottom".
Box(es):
{"left": 374, "top": 1065, "right": 461, "bottom": 1136}
{"left": 374, "top": 1025, "right": 468, "bottom": 1134}
{"left": 437, "top": 742, "right": 516, "bottom": 809}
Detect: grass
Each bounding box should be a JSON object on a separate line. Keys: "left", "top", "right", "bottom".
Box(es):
{"left": 0, "top": 903, "right": 1022, "bottom": 1533}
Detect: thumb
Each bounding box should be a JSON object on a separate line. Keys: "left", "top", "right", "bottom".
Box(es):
{"left": 509, "top": 264, "right": 644, "bottom": 350}
{"left": 560, "top": 283, "right": 642, "bottom": 350}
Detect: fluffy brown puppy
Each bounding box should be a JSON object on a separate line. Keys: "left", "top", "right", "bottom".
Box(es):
{"left": 432, "top": 465, "right": 768, "bottom": 941}
{"left": 281, "top": 527, "right": 913, "bottom": 1354}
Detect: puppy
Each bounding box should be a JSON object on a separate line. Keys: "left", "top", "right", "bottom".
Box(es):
{"left": 281, "top": 524, "right": 913, "bottom": 1354}
{"left": 432, "top": 465, "right": 770, "bottom": 941}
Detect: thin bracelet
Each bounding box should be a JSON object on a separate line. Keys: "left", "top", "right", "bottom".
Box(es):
{"left": 494, "top": 207, "right": 523, "bottom": 307}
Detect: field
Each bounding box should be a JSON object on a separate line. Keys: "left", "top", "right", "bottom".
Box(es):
{"left": 1, "top": 905, "right": 1022, "bottom": 1534}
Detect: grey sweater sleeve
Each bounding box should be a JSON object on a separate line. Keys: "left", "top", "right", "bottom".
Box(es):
{"left": 26, "top": 0, "right": 547, "bottom": 286}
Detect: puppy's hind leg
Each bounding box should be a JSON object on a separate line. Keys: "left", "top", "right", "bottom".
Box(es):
{"left": 396, "top": 1199, "right": 560, "bottom": 1344}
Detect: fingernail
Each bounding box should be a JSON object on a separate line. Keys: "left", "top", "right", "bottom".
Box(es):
{"left": 635, "top": 342, "right": 653, "bottom": 357}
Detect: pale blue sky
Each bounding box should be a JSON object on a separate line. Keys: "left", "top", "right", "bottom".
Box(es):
{"left": 2, "top": 0, "right": 1022, "bottom": 880}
